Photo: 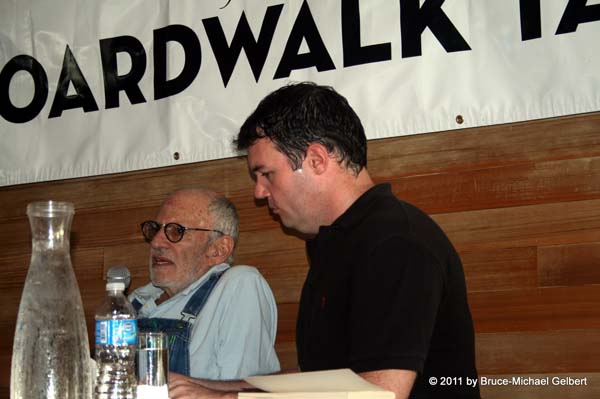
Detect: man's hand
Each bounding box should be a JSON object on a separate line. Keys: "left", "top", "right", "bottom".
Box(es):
{"left": 168, "top": 373, "right": 237, "bottom": 399}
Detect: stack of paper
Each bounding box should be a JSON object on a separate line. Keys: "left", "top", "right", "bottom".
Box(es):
{"left": 239, "top": 369, "right": 395, "bottom": 399}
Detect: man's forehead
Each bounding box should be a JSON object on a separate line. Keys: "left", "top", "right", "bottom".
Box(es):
{"left": 246, "top": 138, "right": 281, "bottom": 167}
{"left": 157, "top": 193, "right": 209, "bottom": 222}
{"left": 247, "top": 153, "right": 265, "bottom": 173}
{"left": 246, "top": 141, "right": 265, "bottom": 171}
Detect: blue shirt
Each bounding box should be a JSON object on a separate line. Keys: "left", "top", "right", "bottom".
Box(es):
{"left": 130, "top": 263, "right": 280, "bottom": 379}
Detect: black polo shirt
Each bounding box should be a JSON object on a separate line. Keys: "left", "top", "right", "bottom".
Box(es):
{"left": 296, "top": 184, "right": 479, "bottom": 398}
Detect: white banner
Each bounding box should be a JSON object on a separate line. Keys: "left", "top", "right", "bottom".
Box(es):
{"left": 1, "top": 0, "right": 599, "bottom": 186}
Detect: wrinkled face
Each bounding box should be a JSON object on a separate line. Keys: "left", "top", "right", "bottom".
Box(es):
{"left": 148, "top": 193, "right": 215, "bottom": 297}
{"left": 247, "top": 138, "right": 318, "bottom": 234}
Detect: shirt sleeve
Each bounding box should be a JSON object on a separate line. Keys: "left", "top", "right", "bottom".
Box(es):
{"left": 212, "top": 267, "right": 281, "bottom": 379}
{"left": 348, "top": 236, "right": 444, "bottom": 373}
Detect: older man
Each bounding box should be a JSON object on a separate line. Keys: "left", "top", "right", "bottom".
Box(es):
{"left": 129, "top": 189, "right": 280, "bottom": 380}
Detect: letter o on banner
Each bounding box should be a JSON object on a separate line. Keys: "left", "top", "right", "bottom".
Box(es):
{"left": 0, "top": 55, "right": 49, "bottom": 123}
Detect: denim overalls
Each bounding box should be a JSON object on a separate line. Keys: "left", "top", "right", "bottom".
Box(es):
{"left": 132, "top": 270, "right": 225, "bottom": 376}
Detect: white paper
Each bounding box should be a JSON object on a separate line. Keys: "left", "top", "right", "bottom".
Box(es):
{"left": 137, "top": 384, "right": 169, "bottom": 399}
{"left": 244, "top": 369, "right": 387, "bottom": 393}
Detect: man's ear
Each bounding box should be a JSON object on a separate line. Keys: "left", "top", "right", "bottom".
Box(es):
{"left": 304, "top": 143, "right": 330, "bottom": 175}
{"left": 209, "top": 235, "right": 235, "bottom": 264}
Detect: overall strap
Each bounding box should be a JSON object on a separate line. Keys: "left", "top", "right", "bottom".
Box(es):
{"left": 132, "top": 298, "right": 143, "bottom": 312}
{"left": 180, "top": 269, "right": 226, "bottom": 323}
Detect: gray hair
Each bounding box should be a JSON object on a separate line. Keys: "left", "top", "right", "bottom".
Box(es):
{"left": 208, "top": 195, "right": 239, "bottom": 264}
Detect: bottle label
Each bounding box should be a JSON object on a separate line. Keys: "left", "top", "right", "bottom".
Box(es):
{"left": 95, "top": 319, "right": 138, "bottom": 345}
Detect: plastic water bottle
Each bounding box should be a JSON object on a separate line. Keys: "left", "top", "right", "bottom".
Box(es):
{"left": 11, "top": 201, "right": 92, "bottom": 399}
{"left": 94, "top": 278, "right": 138, "bottom": 399}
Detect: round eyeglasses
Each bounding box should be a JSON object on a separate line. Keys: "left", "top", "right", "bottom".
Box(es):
{"left": 141, "top": 220, "right": 224, "bottom": 243}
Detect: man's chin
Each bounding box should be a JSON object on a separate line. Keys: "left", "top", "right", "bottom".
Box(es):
{"left": 278, "top": 216, "right": 295, "bottom": 231}
{"left": 150, "top": 271, "right": 172, "bottom": 288}
{"left": 150, "top": 278, "right": 167, "bottom": 289}
{"left": 278, "top": 219, "right": 316, "bottom": 239}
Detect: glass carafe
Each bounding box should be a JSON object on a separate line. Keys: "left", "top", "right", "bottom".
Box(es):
{"left": 11, "top": 201, "right": 92, "bottom": 399}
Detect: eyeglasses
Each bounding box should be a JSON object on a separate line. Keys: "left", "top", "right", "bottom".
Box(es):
{"left": 141, "top": 220, "right": 224, "bottom": 243}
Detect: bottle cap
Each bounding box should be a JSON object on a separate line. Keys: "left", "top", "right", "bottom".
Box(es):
{"left": 106, "top": 281, "right": 125, "bottom": 291}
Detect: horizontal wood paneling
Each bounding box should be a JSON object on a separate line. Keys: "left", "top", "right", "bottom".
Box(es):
{"left": 435, "top": 199, "right": 600, "bottom": 252}
{"left": 461, "top": 247, "right": 538, "bottom": 292}
{"left": 385, "top": 156, "right": 600, "bottom": 214}
{"left": 276, "top": 303, "right": 300, "bottom": 343}
{"left": 470, "top": 285, "right": 600, "bottom": 332}
{"left": 476, "top": 330, "right": 600, "bottom": 374}
{"left": 368, "top": 112, "right": 600, "bottom": 177}
{"left": 2, "top": 112, "right": 600, "bottom": 398}
{"left": 538, "top": 242, "right": 600, "bottom": 287}
{"left": 0, "top": 354, "right": 10, "bottom": 386}
{"left": 0, "top": 157, "right": 249, "bottom": 219}
{"left": 274, "top": 341, "right": 299, "bottom": 373}
{"left": 239, "top": 247, "right": 308, "bottom": 304}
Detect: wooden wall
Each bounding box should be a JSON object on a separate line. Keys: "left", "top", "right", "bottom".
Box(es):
{"left": 2, "top": 112, "right": 600, "bottom": 398}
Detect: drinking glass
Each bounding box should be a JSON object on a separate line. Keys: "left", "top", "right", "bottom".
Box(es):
{"left": 137, "top": 332, "right": 169, "bottom": 398}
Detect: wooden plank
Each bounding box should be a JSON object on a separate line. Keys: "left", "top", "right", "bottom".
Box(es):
{"left": 0, "top": 215, "right": 36, "bottom": 257}
{"left": 476, "top": 330, "right": 600, "bottom": 374}
{"left": 0, "top": 354, "right": 10, "bottom": 387}
{"left": 369, "top": 112, "right": 600, "bottom": 178}
{"left": 0, "top": 252, "right": 30, "bottom": 290}
{"left": 461, "top": 247, "right": 538, "bottom": 292}
{"left": 470, "top": 285, "right": 600, "bottom": 332}
{"left": 0, "top": 156, "right": 250, "bottom": 219}
{"left": 383, "top": 156, "right": 600, "bottom": 214}
{"left": 229, "top": 191, "right": 282, "bottom": 232}
{"left": 0, "top": 320, "right": 16, "bottom": 353}
{"left": 237, "top": 228, "right": 305, "bottom": 257}
{"left": 479, "top": 373, "right": 600, "bottom": 399}
{"left": 434, "top": 199, "right": 600, "bottom": 253}
{"left": 538, "top": 242, "right": 600, "bottom": 287}
{"left": 274, "top": 341, "right": 299, "bottom": 372}
{"left": 103, "top": 242, "right": 151, "bottom": 292}
{"left": 237, "top": 247, "right": 308, "bottom": 304}
{"left": 277, "top": 303, "right": 299, "bottom": 342}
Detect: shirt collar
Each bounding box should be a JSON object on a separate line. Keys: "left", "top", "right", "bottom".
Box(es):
{"left": 325, "top": 183, "right": 393, "bottom": 231}
{"left": 138, "top": 262, "right": 230, "bottom": 304}
{"left": 174, "top": 262, "right": 230, "bottom": 298}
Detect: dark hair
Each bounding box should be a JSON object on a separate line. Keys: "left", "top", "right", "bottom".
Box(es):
{"left": 235, "top": 82, "right": 367, "bottom": 175}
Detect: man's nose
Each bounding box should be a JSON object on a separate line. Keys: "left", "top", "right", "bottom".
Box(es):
{"left": 150, "top": 227, "right": 169, "bottom": 248}
{"left": 254, "top": 181, "right": 269, "bottom": 199}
